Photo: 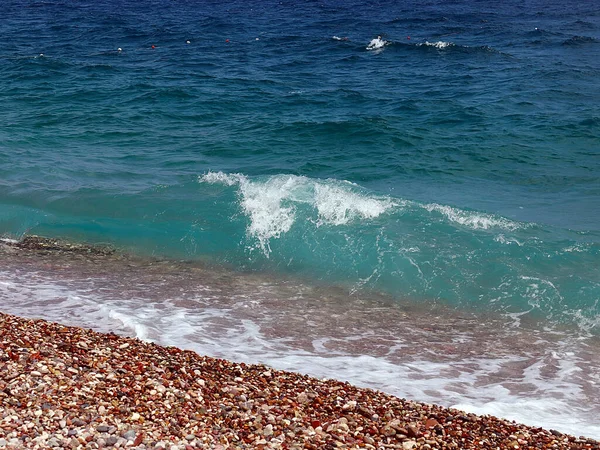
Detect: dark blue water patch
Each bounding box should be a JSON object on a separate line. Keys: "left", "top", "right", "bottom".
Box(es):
{"left": 562, "top": 35, "right": 599, "bottom": 46}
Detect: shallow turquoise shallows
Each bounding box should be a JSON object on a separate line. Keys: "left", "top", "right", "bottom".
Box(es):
{"left": 1, "top": 0, "right": 599, "bottom": 329}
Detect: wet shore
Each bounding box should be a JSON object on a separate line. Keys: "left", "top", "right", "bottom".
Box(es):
{"left": 1, "top": 311, "right": 598, "bottom": 449}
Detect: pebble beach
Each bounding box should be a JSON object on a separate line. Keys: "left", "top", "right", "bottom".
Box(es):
{"left": 1, "top": 312, "right": 598, "bottom": 450}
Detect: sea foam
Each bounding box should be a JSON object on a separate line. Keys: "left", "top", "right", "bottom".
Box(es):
{"left": 422, "top": 203, "right": 525, "bottom": 231}
{"left": 419, "top": 41, "right": 453, "bottom": 49}
{"left": 200, "top": 172, "right": 395, "bottom": 255}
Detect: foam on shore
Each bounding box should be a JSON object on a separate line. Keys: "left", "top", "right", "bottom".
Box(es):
{"left": 1, "top": 312, "right": 598, "bottom": 449}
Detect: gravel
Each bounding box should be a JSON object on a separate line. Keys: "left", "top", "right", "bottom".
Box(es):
{"left": 0, "top": 312, "right": 598, "bottom": 449}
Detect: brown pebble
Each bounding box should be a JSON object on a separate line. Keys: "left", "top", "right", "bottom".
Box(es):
{"left": 0, "top": 311, "right": 596, "bottom": 450}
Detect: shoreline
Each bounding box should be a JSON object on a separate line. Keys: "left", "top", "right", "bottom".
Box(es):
{"left": 1, "top": 312, "right": 598, "bottom": 449}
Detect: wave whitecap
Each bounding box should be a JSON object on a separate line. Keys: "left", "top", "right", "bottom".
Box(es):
{"left": 422, "top": 203, "right": 525, "bottom": 231}
{"left": 366, "top": 37, "right": 388, "bottom": 51}
{"left": 200, "top": 172, "right": 395, "bottom": 255}
{"left": 419, "top": 40, "right": 454, "bottom": 49}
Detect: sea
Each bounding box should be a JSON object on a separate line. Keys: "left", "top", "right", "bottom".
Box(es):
{"left": 1, "top": 0, "right": 599, "bottom": 439}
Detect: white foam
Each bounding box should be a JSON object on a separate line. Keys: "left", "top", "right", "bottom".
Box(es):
{"left": 314, "top": 183, "right": 394, "bottom": 226}
{"left": 562, "top": 244, "right": 587, "bottom": 253}
{"left": 423, "top": 203, "right": 524, "bottom": 231}
{"left": 454, "top": 398, "right": 600, "bottom": 438}
{"left": 200, "top": 172, "right": 395, "bottom": 255}
{"left": 420, "top": 41, "right": 453, "bottom": 49}
{"left": 494, "top": 234, "right": 524, "bottom": 246}
{"left": 200, "top": 171, "right": 246, "bottom": 186}
{"left": 366, "top": 36, "right": 387, "bottom": 50}
{"left": 519, "top": 276, "right": 564, "bottom": 310}
{"left": 243, "top": 178, "right": 300, "bottom": 254}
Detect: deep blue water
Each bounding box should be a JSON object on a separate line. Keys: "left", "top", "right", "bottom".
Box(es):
{"left": 1, "top": 0, "right": 600, "bottom": 329}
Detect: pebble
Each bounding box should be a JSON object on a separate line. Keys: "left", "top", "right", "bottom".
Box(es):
{"left": 123, "top": 430, "right": 137, "bottom": 440}
{"left": 0, "top": 311, "right": 598, "bottom": 450}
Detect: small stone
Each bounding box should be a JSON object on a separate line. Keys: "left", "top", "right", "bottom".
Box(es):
{"left": 403, "top": 440, "right": 417, "bottom": 450}
{"left": 342, "top": 400, "right": 357, "bottom": 411}
{"left": 122, "top": 430, "right": 137, "bottom": 440}
{"left": 0, "top": 438, "right": 6, "bottom": 447}
{"left": 134, "top": 434, "right": 144, "bottom": 446}
{"left": 297, "top": 392, "right": 309, "bottom": 404}
{"left": 407, "top": 425, "right": 420, "bottom": 438}
{"left": 383, "top": 426, "right": 396, "bottom": 436}
{"left": 97, "top": 425, "right": 109, "bottom": 432}
{"left": 425, "top": 418, "right": 440, "bottom": 429}
{"left": 106, "top": 436, "right": 118, "bottom": 445}
{"left": 31, "top": 370, "right": 42, "bottom": 376}
{"left": 263, "top": 424, "right": 274, "bottom": 437}
{"left": 131, "top": 412, "right": 141, "bottom": 421}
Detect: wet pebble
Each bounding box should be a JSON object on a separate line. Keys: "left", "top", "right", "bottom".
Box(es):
{"left": 0, "top": 311, "right": 598, "bottom": 450}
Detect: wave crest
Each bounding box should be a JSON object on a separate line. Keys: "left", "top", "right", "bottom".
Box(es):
{"left": 419, "top": 40, "right": 454, "bottom": 49}
{"left": 423, "top": 203, "right": 525, "bottom": 231}
{"left": 200, "top": 172, "right": 395, "bottom": 255}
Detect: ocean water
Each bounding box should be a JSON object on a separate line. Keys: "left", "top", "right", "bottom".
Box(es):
{"left": 1, "top": 0, "right": 600, "bottom": 439}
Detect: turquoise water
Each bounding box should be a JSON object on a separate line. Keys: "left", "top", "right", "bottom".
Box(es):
{"left": 1, "top": 0, "right": 600, "bottom": 436}
{"left": 1, "top": 0, "right": 599, "bottom": 331}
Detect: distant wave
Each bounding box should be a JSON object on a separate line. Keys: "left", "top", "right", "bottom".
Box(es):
{"left": 416, "top": 41, "right": 499, "bottom": 54}
{"left": 562, "top": 36, "right": 598, "bottom": 46}
{"left": 418, "top": 40, "right": 454, "bottom": 49}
